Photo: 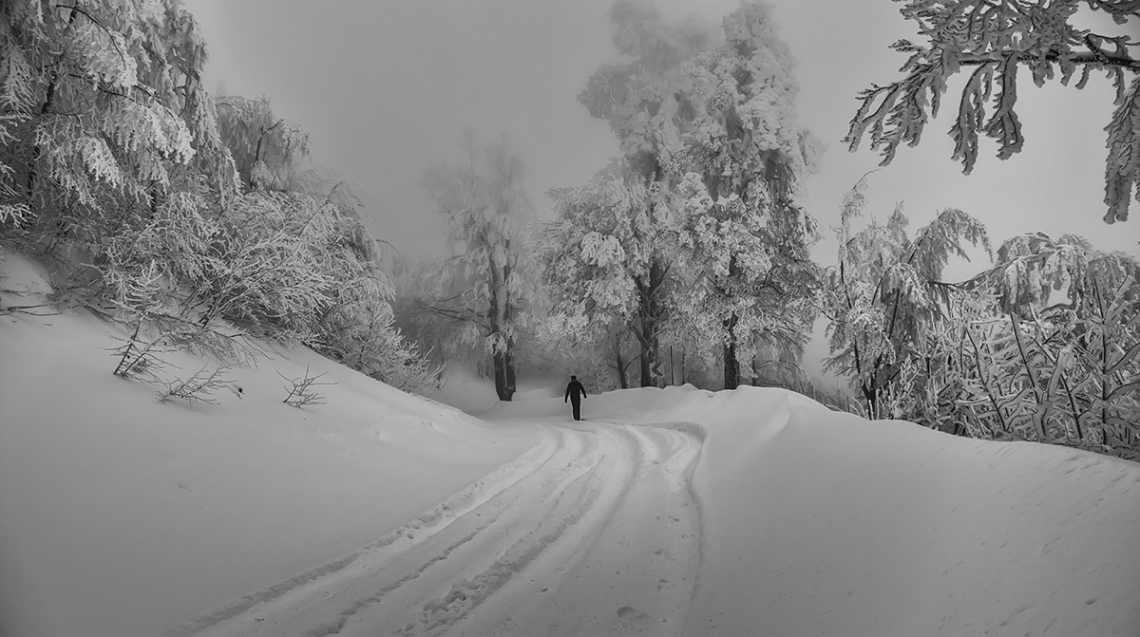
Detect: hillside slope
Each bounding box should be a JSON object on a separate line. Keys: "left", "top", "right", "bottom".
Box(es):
{"left": 0, "top": 250, "right": 541, "bottom": 636}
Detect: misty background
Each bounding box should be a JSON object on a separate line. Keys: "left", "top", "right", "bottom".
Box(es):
{"left": 183, "top": 0, "right": 1138, "bottom": 378}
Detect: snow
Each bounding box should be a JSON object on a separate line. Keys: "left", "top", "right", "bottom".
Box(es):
{"left": 0, "top": 250, "right": 540, "bottom": 636}
{"left": 2, "top": 247, "right": 1139, "bottom": 636}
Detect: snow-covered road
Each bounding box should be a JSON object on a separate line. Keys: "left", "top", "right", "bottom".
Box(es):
{"left": 163, "top": 420, "right": 704, "bottom": 637}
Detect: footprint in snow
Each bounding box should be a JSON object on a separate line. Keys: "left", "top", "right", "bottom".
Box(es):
{"left": 616, "top": 605, "right": 653, "bottom": 631}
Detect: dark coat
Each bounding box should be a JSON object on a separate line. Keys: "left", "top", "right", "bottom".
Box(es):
{"left": 564, "top": 379, "right": 587, "bottom": 403}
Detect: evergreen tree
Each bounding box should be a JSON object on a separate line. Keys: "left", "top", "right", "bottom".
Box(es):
{"left": 844, "top": 0, "right": 1140, "bottom": 224}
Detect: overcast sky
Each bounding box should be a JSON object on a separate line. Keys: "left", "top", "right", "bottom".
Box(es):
{"left": 184, "top": 0, "right": 1137, "bottom": 272}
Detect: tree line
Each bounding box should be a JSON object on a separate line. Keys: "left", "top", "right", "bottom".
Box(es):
{"left": 2, "top": 0, "right": 1137, "bottom": 458}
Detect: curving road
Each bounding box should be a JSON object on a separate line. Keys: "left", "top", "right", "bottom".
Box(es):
{"left": 164, "top": 420, "right": 705, "bottom": 637}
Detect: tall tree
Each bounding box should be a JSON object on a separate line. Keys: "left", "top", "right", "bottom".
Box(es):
{"left": 540, "top": 161, "right": 677, "bottom": 388}
{"left": 421, "top": 132, "right": 533, "bottom": 401}
{"left": 844, "top": 0, "right": 1140, "bottom": 224}
{"left": 575, "top": 0, "right": 718, "bottom": 387}
{"left": 676, "top": 0, "right": 822, "bottom": 389}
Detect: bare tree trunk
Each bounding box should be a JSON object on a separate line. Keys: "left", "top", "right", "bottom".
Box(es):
{"left": 639, "top": 314, "right": 658, "bottom": 388}
{"left": 723, "top": 315, "right": 739, "bottom": 390}
{"left": 493, "top": 349, "right": 514, "bottom": 402}
{"left": 615, "top": 337, "right": 628, "bottom": 389}
{"left": 634, "top": 259, "right": 668, "bottom": 388}
{"left": 487, "top": 257, "right": 514, "bottom": 402}
{"left": 681, "top": 348, "right": 686, "bottom": 386}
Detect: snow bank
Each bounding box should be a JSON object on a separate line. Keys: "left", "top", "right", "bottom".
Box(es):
{"left": 615, "top": 385, "right": 1140, "bottom": 636}
{"left": 0, "top": 249, "right": 542, "bottom": 637}
{"left": 485, "top": 380, "right": 1140, "bottom": 634}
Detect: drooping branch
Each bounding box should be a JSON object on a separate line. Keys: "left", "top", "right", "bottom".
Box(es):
{"left": 846, "top": 0, "right": 1140, "bottom": 224}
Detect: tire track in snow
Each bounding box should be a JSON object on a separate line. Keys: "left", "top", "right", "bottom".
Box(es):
{"left": 159, "top": 432, "right": 565, "bottom": 637}
{"left": 162, "top": 420, "right": 704, "bottom": 637}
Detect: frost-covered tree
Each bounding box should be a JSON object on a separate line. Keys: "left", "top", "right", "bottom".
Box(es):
{"left": 579, "top": 0, "right": 718, "bottom": 175}
{"left": 421, "top": 132, "right": 534, "bottom": 401}
{"left": 824, "top": 178, "right": 1139, "bottom": 457}
{"left": 823, "top": 175, "right": 992, "bottom": 418}
{"left": 540, "top": 161, "right": 677, "bottom": 388}
{"left": 957, "top": 233, "right": 1140, "bottom": 455}
{"left": 675, "top": 0, "right": 822, "bottom": 389}
{"left": 844, "top": 0, "right": 1140, "bottom": 224}
{"left": 0, "top": 2, "right": 433, "bottom": 393}
{"left": 215, "top": 94, "right": 309, "bottom": 192}
{"left": 96, "top": 185, "right": 434, "bottom": 390}
{"left": 0, "top": 0, "right": 227, "bottom": 234}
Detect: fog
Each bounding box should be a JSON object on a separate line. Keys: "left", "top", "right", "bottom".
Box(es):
{"left": 185, "top": 0, "right": 1137, "bottom": 266}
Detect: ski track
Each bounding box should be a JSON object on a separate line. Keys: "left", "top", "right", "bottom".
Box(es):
{"left": 162, "top": 420, "right": 704, "bottom": 637}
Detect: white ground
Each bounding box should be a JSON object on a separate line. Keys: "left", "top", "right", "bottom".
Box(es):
{"left": 2, "top": 246, "right": 1139, "bottom": 637}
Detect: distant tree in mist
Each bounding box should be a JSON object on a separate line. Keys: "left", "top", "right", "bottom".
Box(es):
{"left": 420, "top": 132, "right": 535, "bottom": 401}
{"left": 557, "top": 0, "right": 821, "bottom": 390}
{"left": 845, "top": 0, "right": 1140, "bottom": 224}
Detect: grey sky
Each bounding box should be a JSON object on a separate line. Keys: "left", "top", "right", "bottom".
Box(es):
{"left": 185, "top": 0, "right": 1137, "bottom": 270}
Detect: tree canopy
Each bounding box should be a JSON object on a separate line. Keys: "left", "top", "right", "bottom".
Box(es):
{"left": 1, "top": 0, "right": 229, "bottom": 227}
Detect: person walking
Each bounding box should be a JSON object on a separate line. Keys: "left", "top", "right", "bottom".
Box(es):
{"left": 564, "top": 375, "right": 587, "bottom": 421}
